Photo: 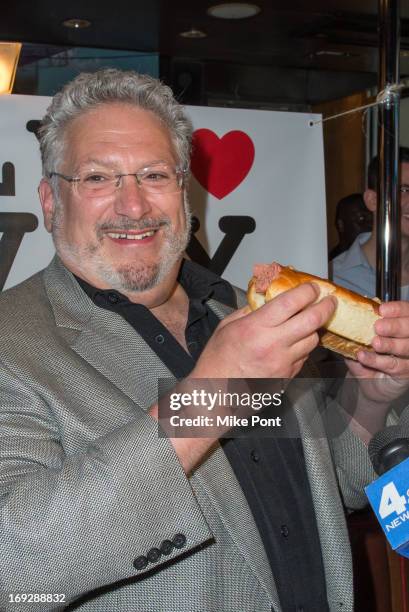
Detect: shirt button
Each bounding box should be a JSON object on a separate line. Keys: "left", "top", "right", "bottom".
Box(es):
{"left": 133, "top": 555, "right": 148, "bottom": 570}
{"left": 108, "top": 292, "right": 119, "bottom": 304}
{"left": 280, "top": 524, "right": 289, "bottom": 538}
{"left": 250, "top": 450, "right": 260, "bottom": 463}
{"left": 147, "top": 547, "right": 161, "bottom": 563}
{"left": 155, "top": 334, "right": 165, "bottom": 344}
{"left": 172, "top": 533, "right": 187, "bottom": 549}
{"left": 95, "top": 292, "right": 104, "bottom": 301}
{"left": 160, "top": 539, "right": 174, "bottom": 555}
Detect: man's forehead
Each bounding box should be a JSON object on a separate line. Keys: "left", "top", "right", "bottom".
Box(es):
{"left": 67, "top": 102, "right": 165, "bottom": 132}
{"left": 61, "top": 102, "right": 176, "bottom": 164}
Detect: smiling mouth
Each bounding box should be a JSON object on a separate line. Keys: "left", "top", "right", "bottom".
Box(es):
{"left": 106, "top": 230, "right": 158, "bottom": 240}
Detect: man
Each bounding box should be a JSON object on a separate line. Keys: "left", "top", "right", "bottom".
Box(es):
{"left": 329, "top": 193, "right": 372, "bottom": 260}
{"left": 332, "top": 148, "right": 409, "bottom": 299}
{"left": 0, "top": 69, "right": 409, "bottom": 612}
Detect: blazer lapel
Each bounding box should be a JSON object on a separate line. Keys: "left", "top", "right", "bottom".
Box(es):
{"left": 70, "top": 316, "right": 175, "bottom": 409}
{"left": 44, "top": 256, "right": 175, "bottom": 409}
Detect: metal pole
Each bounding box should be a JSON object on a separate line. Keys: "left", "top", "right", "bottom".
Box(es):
{"left": 376, "top": 0, "right": 401, "bottom": 301}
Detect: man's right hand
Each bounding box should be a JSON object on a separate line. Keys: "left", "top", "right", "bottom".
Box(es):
{"left": 192, "top": 282, "right": 337, "bottom": 380}
{"left": 152, "top": 282, "right": 336, "bottom": 473}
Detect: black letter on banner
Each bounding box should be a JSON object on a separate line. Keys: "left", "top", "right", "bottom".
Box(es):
{"left": 0, "top": 213, "right": 39, "bottom": 290}
{"left": 0, "top": 163, "right": 16, "bottom": 196}
{"left": 26, "top": 120, "right": 41, "bottom": 141}
{"left": 186, "top": 217, "right": 212, "bottom": 268}
{"left": 186, "top": 215, "right": 256, "bottom": 275}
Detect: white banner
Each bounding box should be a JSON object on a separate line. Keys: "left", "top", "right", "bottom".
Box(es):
{"left": 0, "top": 95, "right": 326, "bottom": 291}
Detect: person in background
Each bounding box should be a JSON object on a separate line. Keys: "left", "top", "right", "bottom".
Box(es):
{"left": 329, "top": 193, "right": 372, "bottom": 260}
{"left": 331, "top": 147, "right": 409, "bottom": 299}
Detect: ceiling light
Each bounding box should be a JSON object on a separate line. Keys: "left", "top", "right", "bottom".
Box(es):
{"left": 180, "top": 28, "right": 207, "bottom": 39}
{"left": 0, "top": 42, "right": 22, "bottom": 95}
{"left": 62, "top": 18, "right": 91, "bottom": 29}
{"left": 207, "top": 3, "right": 260, "bottom": 19}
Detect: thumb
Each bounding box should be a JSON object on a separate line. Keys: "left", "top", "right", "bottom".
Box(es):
{"left": 217, "top": 305, "right": 252, "bottom": 330}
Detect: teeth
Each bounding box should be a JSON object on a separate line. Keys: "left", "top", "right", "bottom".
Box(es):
{"left": 107, "top": 231, "right": 155, "bottom": 240}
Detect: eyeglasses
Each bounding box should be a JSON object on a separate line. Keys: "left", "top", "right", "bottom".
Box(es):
{"left": 48, "top": 163, "right": 188, "bottom": 198}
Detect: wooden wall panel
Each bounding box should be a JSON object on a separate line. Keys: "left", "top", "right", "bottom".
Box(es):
{"left": 313, "top": 91, "right": 371, "bottom": 253}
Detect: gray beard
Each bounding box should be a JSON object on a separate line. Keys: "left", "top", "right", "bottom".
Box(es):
{"left": 51, "top": 204, "right": 192, "bottom": 293}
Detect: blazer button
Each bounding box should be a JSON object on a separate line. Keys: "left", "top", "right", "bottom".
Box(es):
{"left": 108, "top": 292, "right": 119, "bottom": 304}
{"left": 160, "top": 539, "right": 174, "bottom": 555}
{"left": 133, "top": 555, "right": 148, "bottom": 570}
{"left": 172, "top": 533, "right": 187, "bottom": 549}
{"left": 147, "top": 547, "right": 161, "bottom": 563}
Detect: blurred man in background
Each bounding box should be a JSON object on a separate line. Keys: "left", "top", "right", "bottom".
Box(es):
{"left": 329, "top": 193, "right": 372, "bottom": 260}
{"left": 332, "top": 147, "right": 409, "bottom": 299}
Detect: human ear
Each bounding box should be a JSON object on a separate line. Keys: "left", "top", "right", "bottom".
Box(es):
{"left": 38, "top": 179, "right": 56, "bottom": 233}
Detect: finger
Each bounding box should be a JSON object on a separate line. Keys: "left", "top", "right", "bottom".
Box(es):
{"left": 279, "top": 295, "right": 337, "bottom": 345}
{"left": 271, "top": 330, "right": 320, "bottom": 373}
{"left": 379, "top": 300, "right": 409, "bottom": 318}
{"left": 372, "top": 334, "right": 409, "bottom": 357}
{"left": 375, "top": 316, "right": 409, "bottom": 339}
{"left": 254, "top": 283, "right": 320, "bottom": 327}
{"left": 289, "top": 356, "right": 310, "bottom": 378}
{"left": 289, "top": 332, "right": 320, "bottom": 361}
{"left": 357, "top": 350, "right": 406, "bottom": 376}
{"left": 345, "top": 358, "right": 371, "bottom": 378}
{"left": 217, "top": 305, "right": 251, "bottom": 329}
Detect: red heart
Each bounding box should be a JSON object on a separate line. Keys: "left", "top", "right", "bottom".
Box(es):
{"left": 191, "top": 129, "right": 255, "bottom": 199}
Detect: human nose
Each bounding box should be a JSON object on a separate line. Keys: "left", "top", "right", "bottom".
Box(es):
{"left": 113, "top": 174, "right": 152, "bottom": 218}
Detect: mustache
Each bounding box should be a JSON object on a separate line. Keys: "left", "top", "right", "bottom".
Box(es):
{"left": 96, "top": 217, "right": 170, "bottom": 234}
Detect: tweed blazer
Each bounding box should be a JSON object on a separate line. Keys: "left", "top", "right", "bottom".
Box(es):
{"left": 0, "top": 257, "right": 375, "bottom": 612}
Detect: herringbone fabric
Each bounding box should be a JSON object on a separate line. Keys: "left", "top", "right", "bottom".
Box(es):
{"left": 0, "top": 257, "right": 373, "bottom": 611}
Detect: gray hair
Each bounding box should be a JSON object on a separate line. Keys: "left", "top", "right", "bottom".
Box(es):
{"left": 38, "top": 68, "right": 193, "bottom": 177}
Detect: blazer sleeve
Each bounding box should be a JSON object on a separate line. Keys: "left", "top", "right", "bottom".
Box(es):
{"left": 328, "top": 415, "right": 376, "bottom": 510}
{"left": 0, "top": 359, "right": 213, "bottom": 610}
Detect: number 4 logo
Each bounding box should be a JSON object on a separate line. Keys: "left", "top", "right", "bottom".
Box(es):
{"left": 379, "top": 481, "right": 407, "bottom": 519}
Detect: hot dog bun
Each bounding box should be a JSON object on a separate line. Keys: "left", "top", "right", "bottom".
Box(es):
{"left": 247, "top": 263, "right": 381, "bottom": 360}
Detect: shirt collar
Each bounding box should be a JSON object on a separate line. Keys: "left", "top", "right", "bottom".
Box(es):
{"left": 75, "top": 259, "right": 236, "bottom": 309}
{"left": 337, "top": 232, "right": 372, "bottom": 271}
{"left": 178, "top": 259, "right": 236, "bottom": 306}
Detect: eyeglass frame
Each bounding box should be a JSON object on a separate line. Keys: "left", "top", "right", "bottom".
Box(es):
{"left": 47, "top": 163, "right": 189, "bottom": 195}
{"left": 369, "top": 185, "right": 409, "bottom": 194}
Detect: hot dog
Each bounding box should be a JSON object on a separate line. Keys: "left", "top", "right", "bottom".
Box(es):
{"left": 247, "top": 262, "right": 381, "bottom": 359}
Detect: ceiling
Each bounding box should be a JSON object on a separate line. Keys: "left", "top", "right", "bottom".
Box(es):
{"left": 3, "top": 0, "right": 409, "bottom": 108}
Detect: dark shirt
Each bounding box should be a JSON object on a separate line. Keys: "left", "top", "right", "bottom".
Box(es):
{"left": 76, "top": 259, "right": 329, "bottom": 612}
